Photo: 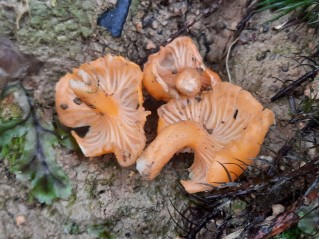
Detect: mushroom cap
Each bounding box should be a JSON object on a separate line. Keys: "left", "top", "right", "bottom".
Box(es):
{"left": 155, "top": 82, "right": 275, "bottom": 193}
{"left": 143, "top": 36, "right": 221, "bottom": 102}
{"left": 55, "top": 55, "right": 150, "bottom": 167}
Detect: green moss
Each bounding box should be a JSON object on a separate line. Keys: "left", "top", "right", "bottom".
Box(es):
{"left": 14, "top": 0, "right": 95, "bottom": 54}
{"left": 0, "top": 94, "right": 23, "bottom": 122}
{"left": 85, "top": 177, "right": 97, "bottom": 199}
{"left": 231, "top": 200, "right": 247, "bottom": 215}
{"left": 1, "top": 135, "right": 26, "bottom": 173}
{"left": 130, "top": 0, "right": 141, "bottom": 17}
{"left": 273, "top": 226, "right": 302, "bottom": 239}
{"left": 66, "top": 191, "right": 77, "bottom": 208}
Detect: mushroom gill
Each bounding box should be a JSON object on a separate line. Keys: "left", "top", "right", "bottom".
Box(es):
{"left": 143, "top": 36, "right": 221, "bottom": 102}
{"left": 55, "top": 55, "right": 150, "bottom": 167}
{"left": 136, "top": 82, "right": 275, "bottom": 193}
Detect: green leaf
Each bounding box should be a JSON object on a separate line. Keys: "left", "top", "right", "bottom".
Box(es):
{"left": 0, "top": 85, "right": 31, "bottom": 133}
{"left": 0, "top": 85, "right": 72, "bottom": 204}
{"left": 298, "top": 203, "right": 319, "bottom": 237}
{"left": 258, "top": 0, "right": 319, "bottom": 28}
{"left": 273, "top": 226, "right": 302, "bottom": 239}
{"left": 53, "top": 116, "right": 79, "bottom": 151}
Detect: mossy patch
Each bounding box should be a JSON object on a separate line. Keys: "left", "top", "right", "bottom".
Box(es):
{"left": 0, "top": 94, "right": 23, "bottom": 122}
{"left": 6, "top": 0, "right": 96, "bottom": 55}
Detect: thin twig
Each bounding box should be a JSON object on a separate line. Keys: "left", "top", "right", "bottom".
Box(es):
{"left": 226, "top": 37, "right": 239, "bottom": 83}
{"left": 271, "top": 67, "right": 319, "bottom": 102}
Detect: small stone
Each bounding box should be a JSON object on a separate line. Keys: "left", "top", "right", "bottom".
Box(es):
{"left": 238, "top": 30, "right": 251, "bottom": 44}
{"left": 259, "top": 25, "right": 269, "bottom": 33}
{"left": 145, "top": 39, "right": 156, "bottom": 50}
{"left": 229, "top": 21, "right": 238, "bottom": 31}
{"left": 134, "top": 21, "right": 143, "bottom": 33}
{"left": 216, "top": 19, "right": 227, "bottom": 30}
{"left": 57, "top": 35, "right": 68, "bottom": 42}
{"left": 162, "top": 20, "right": 168, "bottom": 26}
{"left": 215, "top": 219, "right": 223, "bottom": 226}
{"left": 300, "top": 161, "right": 306, "bottom": 167}
{"left": 272, "top": 204, "right": 285, "bottom": 216}
{"left": 151, "top": 21, "right": 158, "bottom": 29}
{"left": 281, "top": 63, "right": 289, "bottom": 72}
{"left": 15, "top": 215, "right": 26, "bottom": 226}
{"left": 129, "top": 170, "right": 136, "bottom": 177}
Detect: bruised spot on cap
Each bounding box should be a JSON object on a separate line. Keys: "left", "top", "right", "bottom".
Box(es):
{"left": 60, "top": 104, "right": 68, "bottom": 110}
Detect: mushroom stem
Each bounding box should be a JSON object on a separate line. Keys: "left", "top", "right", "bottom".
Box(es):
{"left": 136, "top": 121, "right": 217, "bottom": 180}
{"left": 175, "top": 68, "right": 201, "bottom": 97}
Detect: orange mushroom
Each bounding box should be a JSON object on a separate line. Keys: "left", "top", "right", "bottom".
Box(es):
{"left": 136, "top": 82, "right": 275, "bottom": 193}
{"left": 55, "top": 55, "right": 150, "bottom": 167}
{"left": 143, "top": 36, "right": 221, "bottom": 102}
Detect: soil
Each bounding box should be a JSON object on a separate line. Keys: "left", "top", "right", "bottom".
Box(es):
{"left": 0, "top": 0, "right": 317, "bottom": 239}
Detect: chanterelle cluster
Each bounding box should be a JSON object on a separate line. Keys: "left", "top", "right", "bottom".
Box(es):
{"left": 55, "top": 37, "right": 275, "bottom": 193}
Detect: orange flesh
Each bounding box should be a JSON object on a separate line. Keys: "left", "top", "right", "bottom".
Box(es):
{"left": 137, "top": 121, "right": 219, "bottom": 180}
{"left": 71, "top": 81, "right": 119, "bottom": 116}
{"left": 143, "top": 36, "right": 221, "bottom": 101}
{"left": 55, "top": 55, "right": 150, "bottom": 166}
{"left": 137, "top": 82, "right": 275, "bottom": 193}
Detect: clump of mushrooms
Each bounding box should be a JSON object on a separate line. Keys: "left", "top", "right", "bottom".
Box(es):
{"left": 143, "top": 36, "right": 221, "bottom": 102}
{"left": 136, "top": 82, "right": 275, "bottom": 193}
{"left": 55, "top": 55, "right": 150, "bottom": 167}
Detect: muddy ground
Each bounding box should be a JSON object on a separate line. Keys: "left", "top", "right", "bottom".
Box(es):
{"left": 0, "top": 0, "right": 317, "bottom": 238}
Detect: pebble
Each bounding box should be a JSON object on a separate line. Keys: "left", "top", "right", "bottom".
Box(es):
{"left": 238, "top": 30, "right": 251, "bottom": 44}
{"left": 15, "top": 215, "right": 26, "bottom": 226}
{"left": 134, "top": 21, "right": 143, "bottom": 33}
{"left": 151, "top": 20, "right": 158, "bottom": 30}
{"left": 272, "top": 204, "right": 285, "bottom": 216}
{"left": 129, "top": 170, "right": 136, "bottom": 177}
{"left": 145, "top": 39, "right": 156, "bottom": 50}
{"left": 280, "top": 63, "right": 289, "bottom": 72}
{"left": 229, "top": 21, "right": 238, "bottom": 31}
{"left": 259, "top": 25, "right": 269, "bottom": 33}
